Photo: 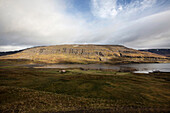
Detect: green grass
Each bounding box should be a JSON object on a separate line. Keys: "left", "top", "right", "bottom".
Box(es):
{"left": 0, "top": 66, "right": 170, "bottom": 112}
{"left": 0, "top": 59, "right": 44, "bottom": 65}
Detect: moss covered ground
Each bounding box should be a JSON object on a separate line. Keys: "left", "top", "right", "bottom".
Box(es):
{"left": 0, "top": 65, "right": 170, "bottom": 113}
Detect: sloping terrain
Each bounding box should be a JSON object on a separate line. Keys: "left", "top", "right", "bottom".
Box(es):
{"left": 0, "top": 45, "right": 168, "bottom": 64}
{"left": 0, "top": 67, "right": 170, "bottom": 112}
{"left": 140, "top": 49, "right": 170, "bottom": 57}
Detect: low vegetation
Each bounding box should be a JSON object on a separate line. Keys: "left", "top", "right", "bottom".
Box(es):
{"left": 0, "top": 65, "right": 170, "bottom": 113}
{"left": 0, "top": 45, "right": 169, "bottom": 64}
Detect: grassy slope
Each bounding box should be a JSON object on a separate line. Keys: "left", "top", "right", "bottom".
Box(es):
{"left": 0, "top": 45, "right": 168, "bottom": 64}
{"left": 0, "top": 59, "right": 44, "bottom": 65}
{"left": 0, "top": 66, "right": 170, "bottom": 112}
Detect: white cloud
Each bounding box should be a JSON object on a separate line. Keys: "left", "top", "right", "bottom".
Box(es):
{"left": 0, "top": 0, "right": 88, "bottom": 46}
{"left": 0, "top": 0, "right": 170, "bottom": 51}
{"left": 91, "top": 0, "right": 158, "bottom": 19}
{"left": 0, "top": 45, "right": 31, "bottom": 52}
{"left": 91, "top": 0, "right": 118, "bottom": 18}
{"left": 117, "top": 10, "right": 170, "bottom": 48}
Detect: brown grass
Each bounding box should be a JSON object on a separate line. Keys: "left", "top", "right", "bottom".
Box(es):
{"left": 0, "top": 66, "right": 170, "bottom": 112}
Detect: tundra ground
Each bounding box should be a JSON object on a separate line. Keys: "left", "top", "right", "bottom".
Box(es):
{"left": 0, "top": 64, "right": 170, "bottom": 113}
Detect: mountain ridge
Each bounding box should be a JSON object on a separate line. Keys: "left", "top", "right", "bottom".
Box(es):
{"left": 0, "top": 45, "right": 169, "bottom": 64}
{"left": 140, "top": 49, "right": 170, "bottom": 57}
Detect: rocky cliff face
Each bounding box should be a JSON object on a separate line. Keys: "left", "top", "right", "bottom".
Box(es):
{"left": 0, "top": 45, "right": 168, "bottom": 64}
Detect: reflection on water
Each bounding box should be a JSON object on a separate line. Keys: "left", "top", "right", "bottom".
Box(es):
{"left": 120, "top": 63, "right": 170, "bottom": 73}
{"left": 34, "top": 63, "right": 170, "bottom": 74}
{"left": 35, "top": 64, "right": 120, "bottom": 70}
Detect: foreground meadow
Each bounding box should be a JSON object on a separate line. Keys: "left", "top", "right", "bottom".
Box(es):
{"left": 0, "top": 65, "right": 170, "bottom": 113}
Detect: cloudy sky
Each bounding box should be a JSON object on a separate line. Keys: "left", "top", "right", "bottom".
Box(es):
{"left": 0, "top": 0, "right": 170, "bottom": 51}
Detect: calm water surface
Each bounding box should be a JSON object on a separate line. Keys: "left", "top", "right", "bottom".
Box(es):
{"left": 34, "top": 63, "right": 170, "bottom": 73}
{"left": 120, "top": 63, "right": 170, "bottom": 73}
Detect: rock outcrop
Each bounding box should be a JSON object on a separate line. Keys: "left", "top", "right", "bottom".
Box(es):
{"left": 0, "top": 45, "right": 169, "bottom": 64}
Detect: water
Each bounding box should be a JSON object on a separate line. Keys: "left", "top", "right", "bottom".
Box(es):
{"left": 120, "top": 63, "right": 170, "bottom": 74}
{"left": 35, "top": 64, "right": 120, "bottom": 70}
{"left": 34, "top": 63, "right": 170, "bottom": 74}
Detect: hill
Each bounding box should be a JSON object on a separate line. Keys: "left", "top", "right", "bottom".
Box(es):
{"left": 0, "top": 45, "right": 169, "bottom": 64}
{"left": 140, "top": 49, "right": 170, "bottom": 57}
{"left": 0, "top": 50, "right": 23, "bottom": 56}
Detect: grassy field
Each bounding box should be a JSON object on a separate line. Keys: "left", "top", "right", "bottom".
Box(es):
{"left": 0, "top": 65, "right": 170, "bottom": 113}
